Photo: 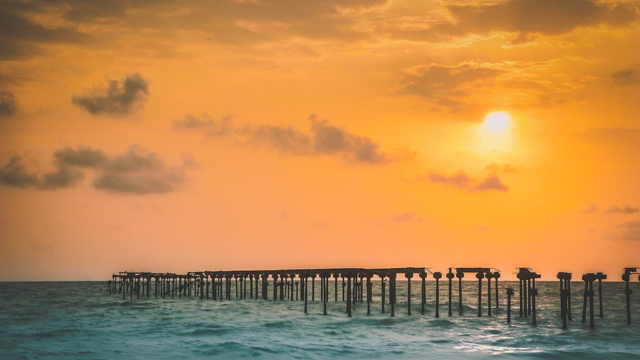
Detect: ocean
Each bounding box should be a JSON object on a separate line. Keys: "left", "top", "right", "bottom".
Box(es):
{"left": 1, "top": 280, "right": 639, "bottom": 359}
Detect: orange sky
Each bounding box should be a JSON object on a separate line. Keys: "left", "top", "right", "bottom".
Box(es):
{"left": 1, "top": 0, "right": 639, "bottom": 281}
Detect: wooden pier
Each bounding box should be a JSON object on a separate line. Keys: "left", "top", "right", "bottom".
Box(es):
{"left": 105, "top": 266, "right": 640, "bottom": 330}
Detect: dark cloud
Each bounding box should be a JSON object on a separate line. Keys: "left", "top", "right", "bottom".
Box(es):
{"left": 40, "top": 166, "right": 85, "bottom": 190}
{"left": 608, "top": 221, "right": 640, "bottom": 241}
{"left": 72, "top": 74, "right": 149, "bottom": 116}
{"left": 0, "top": 0, "right": 383, "bottom": 62}
{"left": 243, "top": 124, "right": 312, "bottom": 157}
{"left": 400, "top": 63, "right": 504, "bottom": 99}
{"left": 247, "top": 115, "right": 414, "bottom": 164}
{"left": 605, "top": 205, "right": 639, "bottom": 215}
{"left": 427, "top": 171, "right": 509, "bottom": 192}
{"left": 0, "top": 156, "right": 40, "bottom": 188}
{"left": 183, "top": 113, "right": 414, "bottom": 165}
{"left": 0, "top": 5, "right": 92, "bottom": 60}
{"left": 0, "top": 145, "right": 187, "bottom": 195}
{"left": 389, "top": 0, "right": 638, "bottom": 44}
{"left": 53, "top": 146, "right": 106, "bottom": 167}
{"left": 309, "top": 115, "right": 408, "bottom": 164}
{"left": 0, "top": 92, "right": 17, "bottom": 117}
{"left": 173, "top": 114, "right": 233, "bottom": 137}
{"left": 583, "top": 203, "right": 599, "bottom": 214}
{"left": 612, "top": 66, "right": 640, "bottom": 86}
{"left": 93, "top": 145, "right": 186, "bottom": 194}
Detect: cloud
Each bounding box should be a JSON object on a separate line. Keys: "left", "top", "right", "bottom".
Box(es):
{"left": 0, "top": 0, "right": 383, "bottom": 63}
{"left": 93, "top": 145, "right": 186, "bottom": 194}
{"left": 426, "top": 171, "right": 509, "bottom": 192}
{"left": 0, "top": 5, "right": 92, "bottom": 60}
{"left": 309, "top": 115, "right": 409, "bottom": 164}
{"left": 173, "top": 114, "right": 233, "bottom": 137}
{"left": 0, "top": 145, "right": 187, "bottom": 195}
{"left": 0, "top": 92, "right": 17, "bottom": 117}
{"left": 472, "top": 174, "right": 509, "bottom": 192}
{"left": 0, "top": 156, "right": 40, "bottom": 188}
{"left": 243, "top": 124, "right": 312, "bottom": 157}
{"left": 428, "top": 171, "right": 472, "bottom": 189}
{"left": 400, "top": 62, "right": 504, "bottom": 99}
{"left": 53, "top": 146, "right": 106, "bottom": 167}
{"left": 608, "top": 221, "right": 640, "bottom": 241}
{"left": 389, "top": 0, "right": 638, "bottom": 44}
{"left": 486, "top": 163, "right": 521, "bottom": 173}
{"left": 72, "top": 74, "right": 149, "bottom": 116}
{"left": 583, "top": 203, "right": 599, "bottom": 214}
{"left": 390, "top": 212, "right": 421, "bottom": 222}
{"left": 180, "top": 113, "right": 415, "bottom": 165}
{"left": 612, "top": 66, "right": 640, "bottom": 86}
{"left": 605, "top": 205, "right": 639, "bottom": 215}
{"left": 40, "top": 166, "right": 85, "bottom": 190}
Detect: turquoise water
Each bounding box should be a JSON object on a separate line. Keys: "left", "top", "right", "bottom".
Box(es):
{"left": 1, "top": 281, "right": 639, "bottom": 359}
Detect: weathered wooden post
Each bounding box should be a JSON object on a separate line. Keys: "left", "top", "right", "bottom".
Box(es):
{"left": 321, "top": 272, "right": 328, "bottom": 315}
{"left": 304, "top": 274, "right": 309, "bottom": 314}
{"left": 347, "top": 274, "right": 352, "bottom": 317}
{"left": 366, "top": 274, "right": 372, "bottom": 315}
{"left": 447, "top": 269, "right": 454, "bottom": 317}
{"left": 334, "top": 273, "right": 339, "bottom": 302}
{"left": 433, "top": 272, "right": 442, "bottom": 318}
{"left": 622, "top": 268, "right": 637, "bottom": 325}
{"left": 506, "top": 288, "right": 514, "bottom": 323}
{"left": 249, "top": 274, "right": 254, "bottom": 299}
{"left": 406, "top": 272, "right": 413, "bottom": 316}
{"left": 567, "top": 273, "right": 573, "bottom": 320}
{"left": 494, "top": 271, "right": 500, "bottom": 308}
{"left": 381, "top": 276, "right": 386, "bottom": 314}
{"left": 420, "top": 271, "right": 427, "bottom": 316}
{"left": 457, "top": 271, "right": 464, "bottom": 315}
{"left": 486, "top": 272, "right": 493, "bottom": 316}
{"left": 272, "top": 273, "right": 278, "bottom": 301}
{"left": 557, "top": 272, "right": 569, "bottom": 329}
{"left": 518, "top": 271, "right": 524, "bottom": 317}
{"left": 476, "top": 272, "right": 483, "bottom": 317}
{"left": 531, "top": 286, "right": 538, "bottom": 326}
{"left": 390, "top": 273, "right": 396, "bottom": 317}
{"left": 582, "top": 274, "right": 589, "bottom": 325}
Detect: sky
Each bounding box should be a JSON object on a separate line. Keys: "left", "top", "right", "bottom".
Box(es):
{"left": 1, "top": 0, "right": 639, "bottom": 281}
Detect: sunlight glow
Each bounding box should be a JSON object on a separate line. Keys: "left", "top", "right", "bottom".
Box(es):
{"left": 484, "top": 112, "right": 511, "bottom": 133}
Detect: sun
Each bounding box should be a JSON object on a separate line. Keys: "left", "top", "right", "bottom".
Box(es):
{"left": 484, "top": 111, "right": 511, "bottom": 133}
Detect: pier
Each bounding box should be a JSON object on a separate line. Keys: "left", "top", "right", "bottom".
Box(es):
{"left": 105, "top": 266, "right": 640, "bottom": 330}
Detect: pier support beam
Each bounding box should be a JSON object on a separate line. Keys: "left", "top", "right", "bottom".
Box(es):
{"left": 434, "top": 272, "right": 442, "bottom": 318}
{"left": 506, "top": 288, "right": 514, "bottom": 323}
{"left": 447, "top": 270, "right": 454, "bottom": 317}
{"left": 476, "top": 272, "right": 483, "bottom": 317}
{"left": 406, "top": 272, "right": 413, "bottom": 316}
{"left": 457, "top": 271, "right": 464, "bottom": 316}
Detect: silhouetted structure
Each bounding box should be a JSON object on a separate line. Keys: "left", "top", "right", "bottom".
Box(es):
{"left": 107, "top": 266, "right": 630, "bottom": 330}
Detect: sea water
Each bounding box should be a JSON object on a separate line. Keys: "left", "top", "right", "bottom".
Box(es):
{"left": 1, "top": 281, "right": 639, "bottom": 359}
